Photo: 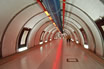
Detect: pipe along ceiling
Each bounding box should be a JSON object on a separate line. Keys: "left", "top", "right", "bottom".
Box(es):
{"left": 37, "top": 0, "right": 63, "bottom": 33}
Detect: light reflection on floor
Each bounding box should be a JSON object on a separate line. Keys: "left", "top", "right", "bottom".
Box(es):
{"left": 0, "top": 39, "right": 104, "bottom": 69}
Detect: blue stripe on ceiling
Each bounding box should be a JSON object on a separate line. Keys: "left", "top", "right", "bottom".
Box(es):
{"left": 42, "top": 0, "right": 63, "bottom": 33}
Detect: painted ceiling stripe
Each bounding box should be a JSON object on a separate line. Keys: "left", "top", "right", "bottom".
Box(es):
{"left": 63, "top": 0, "right": 66, "bottom": 28}
{"left": 37, "top": 0, "right": 63, "bottom": 33}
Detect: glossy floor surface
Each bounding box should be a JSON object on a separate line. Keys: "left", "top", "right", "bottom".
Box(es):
{"left": 0, "top": 39, "right": 104, "bottom": 69}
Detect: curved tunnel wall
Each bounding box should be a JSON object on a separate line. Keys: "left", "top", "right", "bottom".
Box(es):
{"left": 1, "top": 2, "right": 43, "bottom": 57}
{"left": 63, "top": 2, "right": 104, "bottom": 56}
{"left": 65, "top": 22, "right": 84, "bottom": 45}
{"left": 64, "top": 28, "right": 76, "bottom": 41}
{"left": 0, "top": 0, "right": 103, "bottom": 58}
{"left": 64, "top": 12, "right": 95, "bottom": 50}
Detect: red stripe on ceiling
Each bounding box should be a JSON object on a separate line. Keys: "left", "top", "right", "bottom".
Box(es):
{"left": 37, "top": 0, "right": 55, "bottom": 23}
{"left": 37, "top": 0, "right": 46, "bottom": 11}
{"left": 37, "top": 0, "right": 61, "bottom": 32}
{"left": 63, "top": 0, "right": 66, "bottom": 28}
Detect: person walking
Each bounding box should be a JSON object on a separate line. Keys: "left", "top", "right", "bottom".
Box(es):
{"left": 68, "top": 36, "right": 71, "bottom": 42}
{"left": 66, "top": 35, "right": 71, "bottom": 43}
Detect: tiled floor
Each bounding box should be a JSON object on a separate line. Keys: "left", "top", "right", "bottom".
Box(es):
{"left": 62, "top": 40, "right": 104, "bottom": 69}
{"left": 0, "top": 39, "right": 104, "bottom": 69}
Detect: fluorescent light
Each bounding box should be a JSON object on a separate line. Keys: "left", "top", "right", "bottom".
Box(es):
{"left": 18, "top": 47, "right": 27, "bottom": 52}
{"left": 84, "top": 44, "right": 89, "bottom": 49}
{"left": 48, "top": 16, "right": 52, "bottom": 20}
{"left": 53, "top": 22, "right": 56, "bottom": 26}
{"left": 39, "top": 42, "right": 43, "bottom": 45}
{"left": 101, "top": 25, "right": 104, "bottom": 31}
{"left": 44, "top": 11, "right": 50, "bottom": 16}
{"left": 76, "top": 41, "right": 79, "bottom": 44}
{"left": 50, "top": 39, "right": 52, "bottom": 41}
{"left": 71, "top": 39, "right": 74, "bottom": 41}
{"left": 99, "top": 16, "right": 102, "bottom": 20}
{"left": 45, "top": 40, "right": 48, "bottom": 43}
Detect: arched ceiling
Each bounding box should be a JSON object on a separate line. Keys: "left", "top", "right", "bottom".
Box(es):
{"left": 61, "top": 0, "right": 104, "bottom": 20}
{"left": 0, "top": 0, "right": 104, "bottom": 57}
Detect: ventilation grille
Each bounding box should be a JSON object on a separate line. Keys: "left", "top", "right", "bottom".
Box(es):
{"left": 66, "top": 58, "right": 78, "bottom": 62}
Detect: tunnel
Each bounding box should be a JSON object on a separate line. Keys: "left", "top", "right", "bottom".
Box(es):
{"left": 0, "top": 0, "right": 104, "bottom": 69}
